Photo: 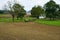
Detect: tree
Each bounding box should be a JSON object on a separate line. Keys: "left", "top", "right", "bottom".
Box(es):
{"left": 57, "top": 6, "right": 60, "bottom": 19}
{"left": 5, "top": 1, "right": 15, "bottom": 22}
{"left": 17, "top": 8, "right": 26, "bottom": 19}
{"left": 0, "top": 10, "right": 5, "bottom": 14}
{"left": 31, "top": 6, "right": 44, "bottom": 19}
{"left": 44, "top": 0, "right": 59, "bottom": 20}
{"left": 12, "top": 3, "right": 26, "bottom": 20}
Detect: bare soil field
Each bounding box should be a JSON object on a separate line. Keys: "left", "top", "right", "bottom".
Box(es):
{"left": 0, "top": 22, "right": 60, "bottom": 40}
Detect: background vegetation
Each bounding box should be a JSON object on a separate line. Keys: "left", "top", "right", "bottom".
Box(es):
{"left": 0, "top": 0, "right": 60, "bottom": 26}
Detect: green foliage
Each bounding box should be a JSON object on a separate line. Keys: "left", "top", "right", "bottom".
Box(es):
{"left": 0, "top": 18, "right": 24, "bottom": 22}
{"left": 24, "top": 18, "right": 29, "bottom": 22}
{"left": 44, "top": 0, "right": 59, "bottom": 20}
{"left": 31, "top": 6, "right": 44, "bottom": 19}
{"left": 18, "top": 8, "right": 26, "bottom": 18}
{"left": 13, "top": 3, "right": 26, "bottom": 19}
{"left": 23, "top": 17, "right": 36, "bottom": 22}
{"left": 13, "top": 3, "right": 22, "bottom": 14}
{"left": 0, "top": 10, "right": 5, "bottom": 14}
{"left": 35, "top": 19, "right": 60, "bottom": 26}
{"left": 57, "top": 7, "right": 60, "bottom": 19}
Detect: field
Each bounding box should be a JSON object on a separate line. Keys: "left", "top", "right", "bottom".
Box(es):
{"left": 0, "top": 14, "right": 60, "bottom": 27}
{"left": 0, "top": 14, "right": 24, "bottom": 22}
{"left": 0, "top": 14, "right": 60, "bottom": 40}
{"left": 0, "top": 22, "right": 60, "bottom": 40}
{"left": 35, "top": 19, "right": 60, "bottom": 26}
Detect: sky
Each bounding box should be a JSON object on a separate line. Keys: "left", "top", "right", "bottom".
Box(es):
{"left": 0, "top": 0, "right": 60, "bottom": 11}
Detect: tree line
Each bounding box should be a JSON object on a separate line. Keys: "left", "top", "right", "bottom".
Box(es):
{"left": 31, "top": 0, "right": 60, "bottom": 20}
{"left": 4, "top": 0, "right": 60, "bottom": 22}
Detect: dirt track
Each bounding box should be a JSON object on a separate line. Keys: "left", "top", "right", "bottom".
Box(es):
{"left": 0, "top": 22, "right": 60, "bottom": 40}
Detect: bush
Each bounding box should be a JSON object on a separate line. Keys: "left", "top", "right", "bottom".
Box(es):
{"left": 23, "top": 17, "right": 37, "bottom": 22}
{"left": 24, "top": 18, "right": 30, "bottom": 22}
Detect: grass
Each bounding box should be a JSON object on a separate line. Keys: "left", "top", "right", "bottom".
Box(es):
{"left": 0, "top": 17, "right": 60, "bottom": 26}
{"left": 0, "top": 18, "right": 24, "bottom": 22}
{"left": 0, "top": 22, "right": 60, "bottom": 40}
{"left": 35, "top": 19, "right": 60, "bottom": 26}
{"left": 0, "top": 14, "right": 36, "bottom": 22}
{"left": 0, "top": 14, "right": 60, "bottom": 26}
